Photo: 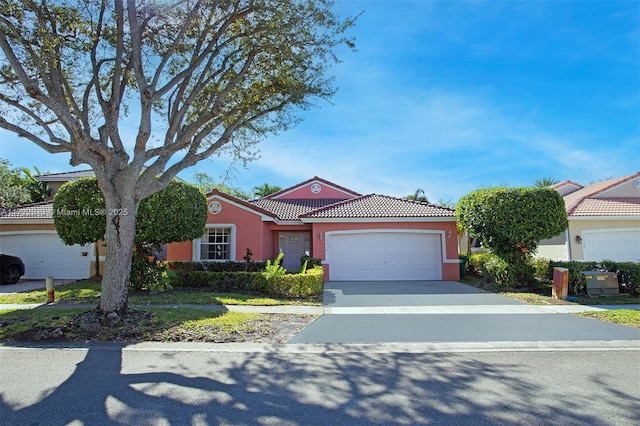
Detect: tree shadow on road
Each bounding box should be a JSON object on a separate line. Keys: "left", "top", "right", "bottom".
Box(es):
{"left": 1, "top": 343, "right": 638, "bottom": 425}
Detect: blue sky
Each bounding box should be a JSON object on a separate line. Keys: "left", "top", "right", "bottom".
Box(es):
{"left": 1, "top": 0, "right": 638, "bottom": 203}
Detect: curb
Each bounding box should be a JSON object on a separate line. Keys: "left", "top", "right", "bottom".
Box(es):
{"left": 2, "top": 340, "right": 639, "bottom": 354}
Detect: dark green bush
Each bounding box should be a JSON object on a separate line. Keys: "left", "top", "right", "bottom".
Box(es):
{"left": 600, "top": 260, "right": 640, "bottom": 296}
{"left": 481, "top": 254, "right": 534, "bottom": 289}
{"left": 129, "top": 259, "right": 163, "bottom": 292}
{"left": 300, "top": 255, "right": 323, "bottom": 269}
{"left": 164, "top": 260, "right": 267, "bottom": 273}
{"left": 545, "top": 260, "right": 640, "bottom": 296}
{"left": 171, "top": 267, "right": 323, "bottom": 298}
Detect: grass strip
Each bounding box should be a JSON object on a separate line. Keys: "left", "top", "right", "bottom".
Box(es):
{"left": 0, "top": 280, "right": 321, "bottom": 306}
{"left": 575, "top": 310, "right": 640, "bottom": 328}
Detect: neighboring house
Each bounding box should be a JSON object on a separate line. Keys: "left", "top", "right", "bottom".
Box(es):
{"left": 537, "top": 172, "right": 640, "bottom": 262}
{"left": 0, "top": 202, "right": 97, "bottom": 279}
{"left": 167, "top": 177, "right": 460, "bottom": 281}
{"left": 35, "top": 170, "right": 95, "bottom": 200}
{"left": 0, "top": 170, "right": 100, "bottom": 280}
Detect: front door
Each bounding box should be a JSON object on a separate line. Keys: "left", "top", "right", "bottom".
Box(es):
{"left": 279, "top": 232, "right": 310, "bottom": 271}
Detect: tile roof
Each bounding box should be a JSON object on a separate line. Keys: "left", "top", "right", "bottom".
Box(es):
{"left": 553, "top": 180, "right": 583, "bottom": 190}
{"left": 266, "top": 176, "right": 361, "bottom": 199}
{"left": 0, "top": 201, "right": 53, "bottom": 219}
{"left": 300, "top": 194, "right": 456, "bottom": 219}
{"left": 563, "top": 172, "right": 640, "bottom": 216}
{"left": 36, "top": 170, "right": 94, "bottom": 181}
{"left": 569, "top": 198, "right": 640, "bottom": 217}
{"left": 249, "top": 198, "right": 349, "bottom": 221}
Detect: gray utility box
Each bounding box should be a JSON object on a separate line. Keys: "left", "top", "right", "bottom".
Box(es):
{"left": 581, "top": 271, "right": 619, "bottom": 296}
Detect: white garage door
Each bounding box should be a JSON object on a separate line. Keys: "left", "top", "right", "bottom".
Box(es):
{"left": 327, "top": 231, "right": 443, "bottom": 281}
{"left": 582, "top": 229, "right": 640, "bottom": 262}
{"left": 0, "top": 232, "right": 92, "bottom": 279}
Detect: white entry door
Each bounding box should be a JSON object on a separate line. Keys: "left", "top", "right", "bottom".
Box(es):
{"left": 0, "top": 232, "right": 92, "bottom": 279}
{"left": 327, "top": 231, "right": 443, "bottom": 281}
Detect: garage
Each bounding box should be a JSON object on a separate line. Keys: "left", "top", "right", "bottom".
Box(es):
{"left": 326, "top": 231, "right": 443, "bottom": 281}
{"left": 0, "top": 232, "right": 92, "bottom": 279}
{"left": 582, "top": 229, "right": 640, "bottom": 263}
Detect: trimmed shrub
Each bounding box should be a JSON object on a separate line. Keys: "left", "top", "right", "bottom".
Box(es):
{"left": 481, "top": 254, "right": 534, "bottom": 289}
{"left": 545, "top": 260, "right": 640, "bottom": 296}
{"left": 531, "top": 257, "right": 553, "bottom": 283}
{"left": 468, "top": 252, "right": 493, "bottom": 275}
{"left": 170, "top": 267, "right": 323, "bottom": 298}
{"left": 164, "top": 260, "right": 267, "bottom": 273}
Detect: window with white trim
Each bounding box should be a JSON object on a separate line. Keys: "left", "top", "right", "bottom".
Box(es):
{"left": 200, "top": 227, "right": 232, "bottom": 260}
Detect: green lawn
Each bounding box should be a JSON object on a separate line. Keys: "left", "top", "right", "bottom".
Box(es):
{"left": 460, "top": 274, "right": 640, "bottom": 327}
{"left": 576, "top": 310, "right": 640, "bottom": 328}
{"left": 0, "top": 307, "right": 262, "bottom": 341}
{"left": 0, "top": 280, "right": 321, "bottom": 306}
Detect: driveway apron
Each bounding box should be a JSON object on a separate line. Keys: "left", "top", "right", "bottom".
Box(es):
{"left": 288, "top": 281, "right": 640, "bottom": 344}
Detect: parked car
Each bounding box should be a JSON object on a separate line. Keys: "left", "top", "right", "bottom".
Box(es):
{"left": 0, "top": 254, "right": 25, "bottom": 284}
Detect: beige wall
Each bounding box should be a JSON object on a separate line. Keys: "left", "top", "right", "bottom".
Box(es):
{"left": 568, "top": 219, "right": 640, "bottom": 261}
{"left": 596, "top": 179, "right": 638, "bottom": 198}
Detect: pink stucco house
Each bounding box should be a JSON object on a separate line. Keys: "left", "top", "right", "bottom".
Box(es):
{"left": 167, "top": 177, "right": 460, "bottom": 281}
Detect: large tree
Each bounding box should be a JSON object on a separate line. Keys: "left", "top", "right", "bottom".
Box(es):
{"left": 0, "top": 0, "right": 355, "bottom": 315}
{"left": 0, "top": 159, "right": 32, "bottom": 208}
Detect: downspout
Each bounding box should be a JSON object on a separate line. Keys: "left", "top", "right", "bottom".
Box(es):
{"left": 565, "top": 228, "right": 572, "bottom": 261}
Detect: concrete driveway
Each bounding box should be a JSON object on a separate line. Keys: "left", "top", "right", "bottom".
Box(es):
{"left": 288, "top": 280, "right": 640, "bottom": 344}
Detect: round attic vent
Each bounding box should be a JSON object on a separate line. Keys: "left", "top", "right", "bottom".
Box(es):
{"left": 208, "top": 201, "right": 222, "bottom": 214}
{"left": 310, "top": 183, "right": 322, "bottom": 194}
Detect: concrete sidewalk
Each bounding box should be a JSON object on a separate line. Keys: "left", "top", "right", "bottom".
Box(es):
{"left": 0, "top": 302, "right": 324, "bottom": 315}
{"left": 324, "top": 304, "right": 640, "bottom": 314}
{"left": 1, "top": 302, "right": 638, "bottom": 315}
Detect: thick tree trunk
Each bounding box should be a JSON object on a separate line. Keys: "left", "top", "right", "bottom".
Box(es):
{"left": 99, "top": 190, "right": 138, "bottom": 315}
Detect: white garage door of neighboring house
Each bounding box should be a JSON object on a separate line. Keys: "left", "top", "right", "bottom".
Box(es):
{"left": 582, "top": 229, "right": 640, "bottom": 263}
{"left": 0, "top": 232, "right": 92, "bottom": 279}
{"left": 327, "top": 231, "right": 443, "bottom": 281}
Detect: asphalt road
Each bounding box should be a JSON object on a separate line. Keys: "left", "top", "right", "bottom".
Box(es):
{"left": 1, "top": 343, "right": 639, "bottom": 425}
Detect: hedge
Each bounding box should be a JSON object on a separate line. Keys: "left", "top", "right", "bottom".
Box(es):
{"left": 468, "top": 253, "right": 640, "bottom": 296}
{"left": 164, "top": 260, "right": 267, "bottom": 273}
{"left": 169, "top": 266, "right": 324, "bottom": 298}
{"left": 545, "top": 260, "right": 640, "bottom": 296}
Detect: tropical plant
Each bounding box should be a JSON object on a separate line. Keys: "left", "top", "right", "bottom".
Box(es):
{"left": 406, "top": 188, "right": 429, "bottom": 202}
{"left": 252, "top": 183, "right": 282, "bottom": 198}
{"left": 534, "top": 177, "right": 560, "bottom": 187}
{"left": 21, "top": 166, "right": 50, "bottom": 202}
